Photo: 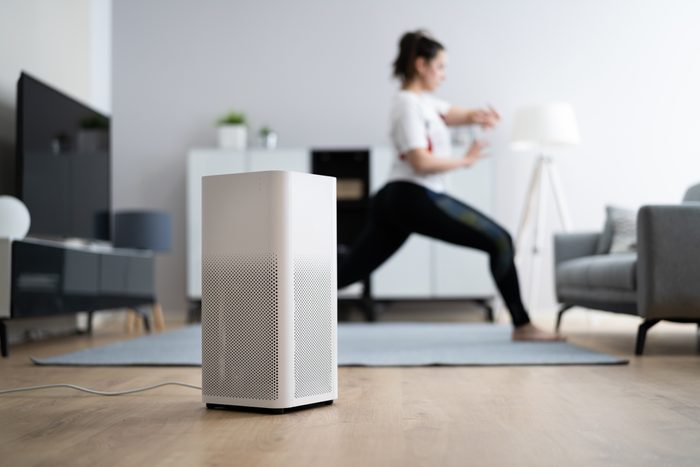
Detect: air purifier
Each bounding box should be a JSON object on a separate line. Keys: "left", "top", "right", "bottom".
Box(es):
{"left": 201, "top": 171, "right": 338, "bottom": 413}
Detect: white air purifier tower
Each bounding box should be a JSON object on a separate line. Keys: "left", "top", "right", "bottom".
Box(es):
{"left": 201, "top": 171, "right": 338, "bottom": 413}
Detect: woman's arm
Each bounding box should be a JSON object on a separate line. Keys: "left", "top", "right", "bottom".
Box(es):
{"left": 443, "top": 105, "right": 501, "bottom": 127}
{"left": 404, "top": 140, "right": 488, "bottom": 175}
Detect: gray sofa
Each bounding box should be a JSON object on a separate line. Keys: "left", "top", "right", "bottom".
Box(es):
{"left": 554, "top": 184, "right": 700, "bottom": 355}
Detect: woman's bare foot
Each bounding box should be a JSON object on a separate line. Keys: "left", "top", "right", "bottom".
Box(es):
{"left": 512, "top": 323, "right": 566, "bottom": 342}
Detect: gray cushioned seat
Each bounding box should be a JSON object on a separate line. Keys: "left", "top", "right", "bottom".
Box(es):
{"left": 556, "top": 253, "right": 637, "bottom": 291}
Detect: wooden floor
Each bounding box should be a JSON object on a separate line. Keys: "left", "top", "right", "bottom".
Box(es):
{"left": 1, "top": 305, "right": 699, "bottom": 467}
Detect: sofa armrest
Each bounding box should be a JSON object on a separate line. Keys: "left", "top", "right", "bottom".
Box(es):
{"left": 637, "top": 204, "right": 700, "bottom": 319}
{"left": 553, "top": 232, "right": 601, "bottom": 267}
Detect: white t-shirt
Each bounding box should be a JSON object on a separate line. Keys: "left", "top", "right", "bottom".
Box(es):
{"left": 387, "top": 90, "right": 452, "bottom": 193}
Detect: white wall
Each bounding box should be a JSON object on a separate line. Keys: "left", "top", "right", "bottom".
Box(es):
{"left": 0, "top": 0, "right": 92, "bottom": 121}
{"left": 89, "top": 0, "right": 112, "bottom": 114}
{"left": 113, "top": 0, "right": 700, "bottom": 314}
{"left": 0, "top": 0, "right": 111, "bottom": 176}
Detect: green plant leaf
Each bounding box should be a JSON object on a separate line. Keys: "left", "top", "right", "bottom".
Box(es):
{"left": 217, "top": 111, "right": 247, "bottom": 126}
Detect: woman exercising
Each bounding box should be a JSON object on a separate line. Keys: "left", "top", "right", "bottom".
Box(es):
{"left": 338, "top": 30, "right": 562, "bottom": 341}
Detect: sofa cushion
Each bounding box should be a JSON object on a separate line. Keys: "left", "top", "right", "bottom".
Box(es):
{"left": 683, "top": 183, "right": 700, "bottom": 202}
{"left": 596, "top": 206, "right": 637, "bottom": 254}
{"left": 556, "top": 253, "right": 637, "bottom": 291}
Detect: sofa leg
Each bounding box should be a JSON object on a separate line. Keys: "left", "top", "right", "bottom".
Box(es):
{"left": 635, "top": 319, "right": 660, "bottom": 356}
{"left": 555, "top": 305, "right": 573, "bottom": 332}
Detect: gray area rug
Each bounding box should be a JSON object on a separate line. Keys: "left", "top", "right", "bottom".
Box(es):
{"left": 32, "top": 323, "right": 627, "bottom": 367}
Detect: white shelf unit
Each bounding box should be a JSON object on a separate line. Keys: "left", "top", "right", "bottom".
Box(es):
{"left": 187, "top": 147, "right": 495, "bottom": 302}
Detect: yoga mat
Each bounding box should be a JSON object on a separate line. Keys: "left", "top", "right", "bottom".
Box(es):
{"left": 32, "top": 323, "right": 627, "bottom": 367}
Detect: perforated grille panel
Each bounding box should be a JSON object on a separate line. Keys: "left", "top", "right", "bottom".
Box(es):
{"left": 294, "top": 257, "right": 334, "bottom": 399}
{"left": 202, "top": 254, "right": 279, "bottom": 401}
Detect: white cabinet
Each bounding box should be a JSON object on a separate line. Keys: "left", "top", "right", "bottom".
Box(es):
{"left": 246, "top": 148, "right": 310, "bottom": 172}
{"left": 187, "top": 147, "right": 494, "bottom": 301}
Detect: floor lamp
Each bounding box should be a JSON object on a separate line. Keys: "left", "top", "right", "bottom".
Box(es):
{"left": 510, "top": 103, "right": 581, "bottom": 308}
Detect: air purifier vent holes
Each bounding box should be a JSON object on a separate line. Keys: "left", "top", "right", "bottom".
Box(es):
{"left": 202, "top": 254, "right": 279, "bottom": 400}
{"left": 294, "top": 257, "right": 334, "bottom": 399}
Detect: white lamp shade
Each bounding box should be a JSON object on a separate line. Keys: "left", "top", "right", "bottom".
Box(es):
{"left": 0, "top": 196, "right": 31, "bottom": 240}
{"left": 511, "top": 103, "right": 581, "bottom": 151}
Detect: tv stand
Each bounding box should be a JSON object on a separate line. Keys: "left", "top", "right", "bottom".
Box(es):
{"left": 0, "top": 237, "right": 158, "bottom": 357}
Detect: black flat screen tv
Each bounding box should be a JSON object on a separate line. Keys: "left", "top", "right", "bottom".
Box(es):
{"left": 16, "top": 72, "right": 111, "bottom": 242}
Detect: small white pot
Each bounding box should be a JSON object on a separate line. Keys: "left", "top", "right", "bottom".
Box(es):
{"left": 261, "top": 132, "right": 278, "bottom": 149}
{"left": 218, "top": 125, "right": 247, "bottom": 150}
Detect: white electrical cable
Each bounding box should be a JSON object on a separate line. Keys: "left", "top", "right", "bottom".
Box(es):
{"left": 0, "top": 381, "right": 201, "bottom": 396}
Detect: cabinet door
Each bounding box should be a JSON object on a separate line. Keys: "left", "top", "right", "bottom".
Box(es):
{"left": 63, "top": 249, "right": 99, "bottom": 295}
{"left": 125, "top": 254, "right": 154, "bottom": 297}
{"left": 100, "top": 255, "right": 129, "bottom": 295}
{"left": 372, "top": 236, "right": 432, "bottom": 298}
{"left": 187, "top": 149, "right": 247, "bottom": 299}
{"left": 369, "top": 146, "right": 432, "bottom": 299}
{"left": 10, "top": 241, "right": 64, "bottom": 317}
{"left": 246, "top": 148, "right": 308, "bottom": 172}
{"left": 433, "top": 156, "right": 495, "bottom": 298}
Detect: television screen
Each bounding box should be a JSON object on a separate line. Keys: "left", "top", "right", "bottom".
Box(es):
{"left": 16, "top": 72, "right": 110, "bottom": 242}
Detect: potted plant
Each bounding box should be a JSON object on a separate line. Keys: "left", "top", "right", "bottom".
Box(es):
{"left": 258, "top": 125, "right": 278, "bottom": 149}
{"left": 217, "top": 111, "right": 247, "bottom": 149}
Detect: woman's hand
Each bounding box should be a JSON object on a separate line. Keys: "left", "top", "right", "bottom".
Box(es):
{"left": 463, "top": 139, "right": 489, "bottom": 167}
{"left": 469, "top": 106, "right": 501, "bottom": 129}
{"left": 443, "top": 105, "right": 501, "bottom": 127}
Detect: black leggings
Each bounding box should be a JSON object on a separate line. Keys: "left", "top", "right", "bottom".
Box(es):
{"left": 338, "top": 181, "right": 531, "bottom": 327}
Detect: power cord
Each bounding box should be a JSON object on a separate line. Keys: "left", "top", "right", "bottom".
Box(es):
{"left": 0, "top": 381, "right": 201, "bottom": 396}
